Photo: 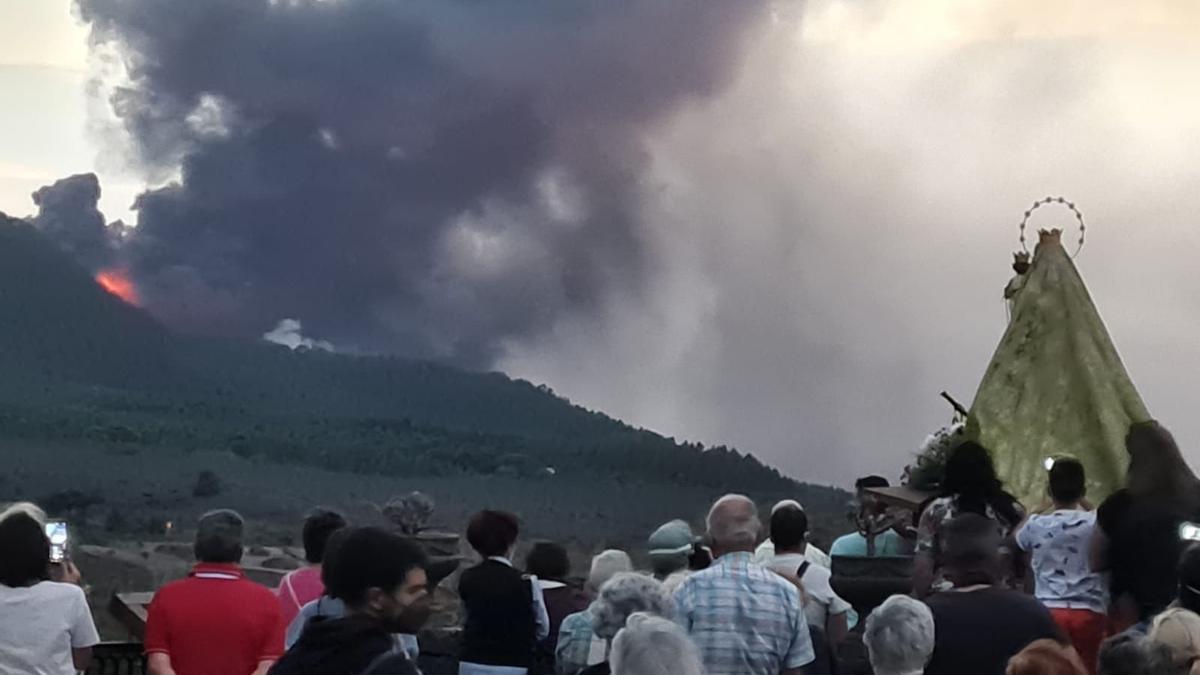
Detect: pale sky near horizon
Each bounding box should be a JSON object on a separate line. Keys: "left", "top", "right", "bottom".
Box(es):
{"left": 0, "top": 0, "right": 138, "bottom": 220}
{"left": 5, "top": 1, "right": 1200, "bottom": 487}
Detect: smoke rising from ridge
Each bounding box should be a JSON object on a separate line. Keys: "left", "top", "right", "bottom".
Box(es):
{"left": 62, "top": 0, "right": 1200, "bottom": 483}
{"left": 30, "top": 172, "right": 117, "bottom": 271}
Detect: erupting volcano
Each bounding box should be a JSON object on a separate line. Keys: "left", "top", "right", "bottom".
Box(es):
{"left": 95, "top": 268, "right": 140, "bottom": 306}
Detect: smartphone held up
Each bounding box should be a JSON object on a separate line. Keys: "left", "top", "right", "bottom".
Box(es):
{"left": 45, "top": 520, "right": 69, "bottom": 563}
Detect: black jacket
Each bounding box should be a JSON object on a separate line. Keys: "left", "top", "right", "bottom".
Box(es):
{"left": 269, "top": 615, "right": 419, "bottom": 675}
{"left": 459, "top": 560, "right": 537, "bottom": 667}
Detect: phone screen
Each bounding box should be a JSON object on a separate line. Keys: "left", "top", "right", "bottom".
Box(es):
{"left": 45, "top": 521, "right": 69, "bottom": 563}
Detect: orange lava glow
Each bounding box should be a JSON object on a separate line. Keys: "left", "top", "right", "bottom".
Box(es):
{"left": 95, "top": 268, "right": 140, "bottom": 306}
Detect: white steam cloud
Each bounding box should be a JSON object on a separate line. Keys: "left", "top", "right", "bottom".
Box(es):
{"left": 263, "top": 319, "right": 334, "bottom": 352}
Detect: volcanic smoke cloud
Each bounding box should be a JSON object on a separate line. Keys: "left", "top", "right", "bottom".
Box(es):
{"left": 30, "top": 172, "right": 118, "bottom": 272}
{"left": 73, "top": 0, "right": 770, "bottom": 364}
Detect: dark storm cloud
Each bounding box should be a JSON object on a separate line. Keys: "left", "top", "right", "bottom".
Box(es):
{"left": 74, "top": 0, "right": 769, "bottom": 363}
{"left": 30, "top": 172, "right": 118, "bottom": 271}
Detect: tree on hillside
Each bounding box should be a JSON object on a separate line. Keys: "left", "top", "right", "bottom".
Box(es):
{"left": 192, "top": 470, "right": 221, "bottom": 498}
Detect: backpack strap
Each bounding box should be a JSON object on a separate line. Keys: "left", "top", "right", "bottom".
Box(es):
{"left": 796, "top": 560, "right": 811, "bottom": 580}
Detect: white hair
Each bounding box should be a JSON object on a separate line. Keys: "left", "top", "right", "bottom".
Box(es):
{"left": 0, "top": 502, "right": 47, "bottom": 527}
{"left": 863, "top": 595, "right": 935, "bottom": 675}
{"left": 587, "top": 549, "right": 634, "bottom": 593}
{"left": 771, "top": 499, "right": 804, "bottom": 515}
{"left": 611, "top": 612, "right": 705, "bottom": 675}
{"left": 1150, "top": 608, "right": 1200, "bottom": 668}
{"left": 706, "top": 494, "right": 760, "bottom": 550}
{"left": 590, "top": 573, "right": 673, "bottom": 640}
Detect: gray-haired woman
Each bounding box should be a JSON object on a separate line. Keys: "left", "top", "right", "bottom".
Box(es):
{"left": 556, "top": 551, "right": 634, "bottom": 675}
{"left": 571, "top": 573, "right": 673, "bottom": 675}
{"left": 610, "top": 613, "right": 704, "bottom": 675}
{"left": 863, "top": 595, "right": 935, "bottom": 675}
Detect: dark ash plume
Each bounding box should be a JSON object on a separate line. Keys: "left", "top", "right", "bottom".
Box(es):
{"left": 74, "top": 0, "right": 769, "bottom": 364}
{"left": 31, "top": 173, "right": 120, "bottom": 272}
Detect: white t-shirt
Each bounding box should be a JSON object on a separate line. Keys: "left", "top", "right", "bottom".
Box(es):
{"left": 768, "top": 553, "right": 852, "bottom": 630}
{"left": 753, "top": 540, "right": 831, "bottom": 569}
{"left": 0, "top": 581, "right": 100, "bottom": 675}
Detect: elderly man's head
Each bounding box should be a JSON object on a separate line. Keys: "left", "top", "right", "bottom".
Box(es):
{"left": 941, "top": 513, "right": 1002, "bottom": 587}
{"left": 194, "top": 509, "right": 244, "bottom": 564}
{"left": 863, "top": 595, "right": 935, "bottom": 675}
{"left": 706, "top": 494, "right": 761, "bottom": 554}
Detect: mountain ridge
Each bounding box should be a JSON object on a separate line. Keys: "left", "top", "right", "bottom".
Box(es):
{"left": 0, "top": 212, "right": 844, "bottom": 510}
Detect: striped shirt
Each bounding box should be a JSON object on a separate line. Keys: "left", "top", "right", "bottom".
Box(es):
{"left": 674, "top": 552, "right": 814, "bottom": 675}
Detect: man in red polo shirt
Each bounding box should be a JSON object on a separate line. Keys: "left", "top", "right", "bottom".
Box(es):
{"left": 145, "top": 510, "right": 285, "bottom": 675}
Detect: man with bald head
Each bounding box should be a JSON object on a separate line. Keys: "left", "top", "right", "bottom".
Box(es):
{"left": 673, "top": 495, "right": 815, "bottom": 675}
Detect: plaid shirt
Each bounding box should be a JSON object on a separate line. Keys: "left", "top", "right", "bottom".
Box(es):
{"left": 555, "top": 610, "right": 602, "bottom": 675}
{"left": 674, "top": 552, "right": 814, "bottom": 675}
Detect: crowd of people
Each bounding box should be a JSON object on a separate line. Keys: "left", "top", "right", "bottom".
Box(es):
{"left": 3, "top": 419, "right": 1200, "bottom": 675}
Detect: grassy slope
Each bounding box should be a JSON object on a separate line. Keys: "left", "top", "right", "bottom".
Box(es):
{"left": 0, "top": 214, "right": 851, "bottom": 546}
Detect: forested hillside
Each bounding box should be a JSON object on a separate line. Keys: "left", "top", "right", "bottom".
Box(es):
{"left": 0, "top": 214, "right": 847, "bottom": 522}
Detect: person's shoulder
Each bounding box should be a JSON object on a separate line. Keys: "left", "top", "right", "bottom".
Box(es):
{"left": 151, "top": 576, "right": 195, "bottom": 602}
{"left": 1099, "top": 489, "right": 1133, "bottom": 513}
{"left": 28, "top": 580, "right": 87, "bottom": 604}
{"left": 922, "top": 591, "right": 951, "bottom": 612}
{"left": 676, "top": 563, "right": 730, "bottom": 594}
{"left": 925, "top": 588, "right": 1027, "bottom": 613}
{"left": 1021, "top": 512, "right": 1051, "bottom": 531}
{"left": 753, "top": 563, "right": 803, "bottom": 601}
{"left": 804, "top": 562, "right": 833, "bottom": 584}
{"left": 462, "top": 560, "right": 512, "bottom": 579}
{"left": 279, "top": 567, "right": 307, "bottom": 584}
{"left": 984, "top": 587, "right": 1053, "bottom": 613}
{"left": 560, "top": 609, "right": 590, "bottom": 629}
{"left": 1054, "top": 509, "right": 1096, "bottom": 526}
{"left": 363, "top": 652, "right": 420, "bottom": 675}
{"left": 683, "top": 563, "right": 720, "bottom": 582}
{"left": 808, "top": 545, "right": 831, "bottom": 565}
{"left": 241, "top": 577, "right": 284, "bottom": 603}
{"left": 674, "top": 567, "right": 705, "bottom": 592}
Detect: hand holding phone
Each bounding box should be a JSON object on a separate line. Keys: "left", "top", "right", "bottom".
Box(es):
{"left": 45, "top": 521, "right": 69, "bottom": 563}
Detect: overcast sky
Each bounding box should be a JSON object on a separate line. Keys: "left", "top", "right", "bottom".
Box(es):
{"left": 4, "top": 1, "right": 1200, "bottom": 487}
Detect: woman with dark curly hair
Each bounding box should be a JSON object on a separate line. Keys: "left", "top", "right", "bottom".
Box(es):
{"left": 913, "top": 441, "right": 1026, "bottom": 597}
